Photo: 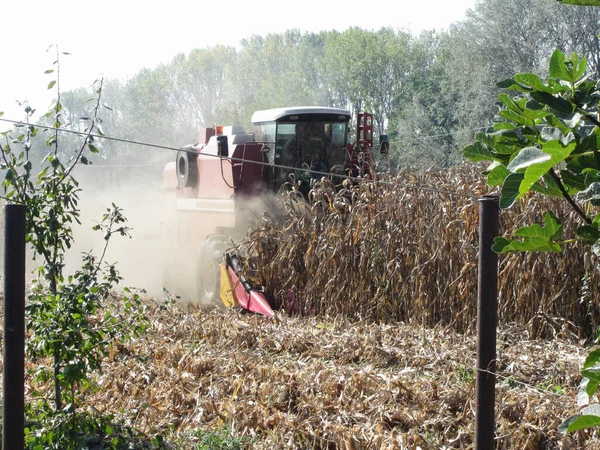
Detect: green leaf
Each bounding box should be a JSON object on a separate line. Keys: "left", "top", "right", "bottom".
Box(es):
{"left": 514, "top": 73, "right": 554, "bottom": 93}
{"left": 47, "top": 80, "right": 56, "bottom": 90}
{"left": 549, "top": 49, "right": 568, "bottom": 81}
{"left": 556, "top": 0, "right": 600, "bottom": 5}
{"left": 521, "top": 107, "right": 552, "bottom": 121}
{"left": 491, "top": 237, "right": 512, "bottom": 253}
{"left": 475, "top": 132, "right": 495, "bottom": 148}
{"left": 582, "top": 404, "right": 600, "bottom": 417}
{"left": 577, "top": 182, "right": 600, "bottom": 204}
{"left": 487, "top": 165, "right": 511, "bottom": 186}
{"left": 558, "top": 414, "right": 580, "bottom": 433}
{"left": 560, "top": 169, "right": 587, "bottom": 191}
{"left": 492, "top": 236, "right": 561, "bottom": 253}
{"left": 499, "top": 109, "right": 533, "bottom": 127}
{"left": 515, "top": 211, "right": 563, "bottom": 240}
{"left": 530, "top": 91, "right": 574, "bottom": 113}
{"left": 545, "top": 172, "right": 569, "bottom": 195}
{"left": 559, "top": 413, "right": 600, "bottom": 433}
{"left": 545, "top": 113, "right": 572, "bottom": 135}
{"left": 493, "top": 130, "right": 528, "bottom": 155}
{"left": 519, "top": 140, "right": 577, "bottom": 196}
{"left": 584, "top": 348, "right": 600, "bottom": 370}
{"left": 500, "top": 172, "right": 524, "bottom": 208}
{"left": 577, "top": 225, "right": 600, "bottom": 243}
{"left": 492, "top": 122, "right": 517, "bottom": 131}
{"left": 497, "top": 95, "right": 550, "bottom": 121}
{"left": 575, "top": 55, "right": 588, "bottom": 81}
{"left": 556, "top": 111, "right": 582, "bottom": 129}
{"left": 520, "top": 211, "right": 562, "bottom": 239}
{"left": 568, "top": 155, "right": 600, "bottom": 173}
{"left": 88, "top": 144, "right": 99, "bottom": 154}
{"left": 498, "top": 93, "right": 525, "bottom": 113}
{"left": 541, "top": 127, "right": 564, "bottom": 142}
{"left": 549, "top": 49, "right": 588, "bottom": 84}
{"left": 44, "top": 69, "right": 54, "bottom": 74}
{"left": 507, "top": 147, "right": 550, "bottom": 172}
{"left": 530, "top": 174, "right": 563, "bottom": 197}
{"left": 573, "top": 133, "right": 599, "bottom": 157}
{"left": 578, "top": 377, "right": 599, "bottom": 404}
{"left": 496, "top": 78, "right": 531, "bottom": 92}
{"left": 492, "top": 212, "right": 563, "bottom": 253}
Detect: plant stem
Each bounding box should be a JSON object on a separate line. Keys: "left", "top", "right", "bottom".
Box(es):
{"left": 60, "top": 78, "right": 104, "bottom": 184}
{"left": 548, "top": 168, "right": 592, "bottom": 224}
{"left": 555, "top": 238, "right": 582, "bottom": 246}
{"left": 580, "top": 110, "right": 600, "bottom": 128}
{"left": 54, "top": 349, "right": 62, "bottom": 410}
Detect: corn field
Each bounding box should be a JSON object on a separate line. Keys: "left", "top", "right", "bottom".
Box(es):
{"left": 241, "top": 165, "right": 600, "bottom": 340}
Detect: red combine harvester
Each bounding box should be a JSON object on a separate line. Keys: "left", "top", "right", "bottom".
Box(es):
{"left": 163, "top": 106, "right": 374, "bottom": 316}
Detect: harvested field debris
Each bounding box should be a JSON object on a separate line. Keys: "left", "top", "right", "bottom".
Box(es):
{"left": 19, "top": 302, "right": 596, "bottom": 449}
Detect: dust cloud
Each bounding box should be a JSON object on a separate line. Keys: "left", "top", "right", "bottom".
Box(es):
{"left": 1, "top": 160, "right": 280, "bottom": 301}
{"left": 65, "top": 164, "right": 198, "bottom": 302}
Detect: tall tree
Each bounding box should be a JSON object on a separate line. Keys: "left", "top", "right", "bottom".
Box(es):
{"left": 390, "top": 30, "right": 460, "bottom": 168}
{"left": 446, "top": 0, "right": 600, "bottom": 150}
{"left": 172, "top": 46, "right": 237, "bottom": 129}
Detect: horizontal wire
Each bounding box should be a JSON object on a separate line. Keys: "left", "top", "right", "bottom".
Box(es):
{"left": 383, "top": 124, "right": 493, "bottom": 146}
{"left": 475, "top": 367, "right": 572, "bottom": 400}
{"left": 73, "top": 164, "right": 165, "bottom": 169}
{"left": 0, "top": 117, "right": 480, "bottom": 200}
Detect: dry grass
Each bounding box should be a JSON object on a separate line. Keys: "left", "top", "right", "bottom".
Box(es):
{"left": 240, "top": 165, "right": 600, "bottom": 339}
{"left": 18, "top": 303, "right": 597, "bottom": 449}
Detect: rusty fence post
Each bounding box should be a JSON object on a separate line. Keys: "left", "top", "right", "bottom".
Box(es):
{"left": 475, "top": 195, "right": 500, "bottom": 450}
{"left": 3, "top": 204, "right": 26, "bottom": 450}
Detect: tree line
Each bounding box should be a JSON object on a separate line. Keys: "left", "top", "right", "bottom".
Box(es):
{"left": 54, "top": 0, "right": 600, "bottom": 170}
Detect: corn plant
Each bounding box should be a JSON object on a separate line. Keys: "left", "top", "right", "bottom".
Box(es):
{"left": 240, "top": 167, "right": 600, "bottom": 338}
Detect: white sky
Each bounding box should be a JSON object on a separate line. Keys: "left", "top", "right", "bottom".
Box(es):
{"left": 0, "top": 0, "right": 477, "bottom": 122}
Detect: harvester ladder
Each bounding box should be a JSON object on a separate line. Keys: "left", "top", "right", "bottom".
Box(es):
{"left": 356, "top": 112, "right": 373, "bottom": 150}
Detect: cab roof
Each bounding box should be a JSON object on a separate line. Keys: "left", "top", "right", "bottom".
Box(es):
{"left": 251, "top": 106, "right": 351, "bottom": 124}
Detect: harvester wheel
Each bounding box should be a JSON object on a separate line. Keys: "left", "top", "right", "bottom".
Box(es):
{"left": 176, "top": 149, "right": 199, "bottom": 188}
{"left": 196, "top": 236, "right": 228, "bottom": 305}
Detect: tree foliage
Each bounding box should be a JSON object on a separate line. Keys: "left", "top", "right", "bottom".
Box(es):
{"left": 49, "top": 0, "right": 600, "bottom": 171}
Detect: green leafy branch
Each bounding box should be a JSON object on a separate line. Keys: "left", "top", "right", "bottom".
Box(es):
{"left": 1, "top": 52, "right": 150, "bottom": 446}
{"left": 463, "top": 49, "right": 600, "bottom": 254}
{"left": 559, "top": 348, "right": 600, "bottom": 432}
{"left": 464, "top": 46, "right": 600, "bottom": 436}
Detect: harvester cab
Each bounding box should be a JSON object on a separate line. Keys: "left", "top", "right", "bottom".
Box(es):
{"left": 251, "top": 106, "right": 354, "bottom": 196}
{"left": 162, "top": 106, "right": 375, "bottom": 316}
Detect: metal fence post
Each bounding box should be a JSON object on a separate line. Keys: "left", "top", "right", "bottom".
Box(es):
{"left": 475, "top": 195, "right": 500, "bottom": 450}
{"left": 3, "top": 204, "right": 26, "bottom": 450}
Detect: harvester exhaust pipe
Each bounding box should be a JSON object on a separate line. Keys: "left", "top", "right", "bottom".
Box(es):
{"left": 217, "top": 136, "right": 229, "bottom": 157}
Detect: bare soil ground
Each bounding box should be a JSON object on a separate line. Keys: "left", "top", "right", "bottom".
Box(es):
{"left": 16, "top": 302, "right": 600, "bottom": 449}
